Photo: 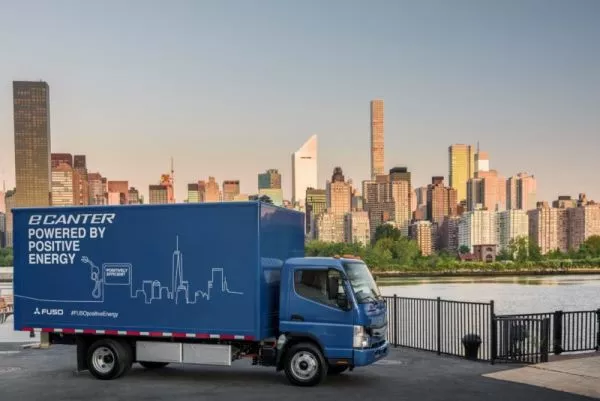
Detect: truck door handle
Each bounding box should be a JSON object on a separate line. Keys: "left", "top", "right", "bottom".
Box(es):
{"left": 291, "top": 314, "right": 304, "bottom": 322}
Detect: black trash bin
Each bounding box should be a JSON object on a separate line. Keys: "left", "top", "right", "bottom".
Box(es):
{"left": 462, "top": 333, "right": 482, "bottom": 360}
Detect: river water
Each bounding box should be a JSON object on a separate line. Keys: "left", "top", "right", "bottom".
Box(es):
{"left": 2, "top": 274, "right": 600, "bottom": 342}
{"left": 377, "top": 274, "right": 600, "bottom": 314}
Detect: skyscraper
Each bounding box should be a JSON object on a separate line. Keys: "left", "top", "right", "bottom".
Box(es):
{"left": 204, "top": 177, "right": 221, "bottom": 202}
{"left": 13, "top": 81, "right": 52, "bottom": 208}
{"left": 4, "top": 189, "right": 16, "bottom": 248}
{"left": 497, "top": 210, "right": 529, "bottom": 252}
{"left": 107, "top": 181, "right": 129, "bottom": 204}
{"left": 474, "top": 150, "right": 489, "bottom": 174}
{"left": 149, "top": 185, "right": 169, "bottom": 204}
{"left": 258, "top": 169, "right": 281, "bottom": 190}
{"left": 409, "top": 220, "right": 433, "bottom": 256}
{"left": 363, "top": 175, "right": 395, "bottom": 240}
{"left": 326, "top": 167, "right": 352, "bottom": 217}
{"left": 0, "top": 212, "right": 5, "bottom": 248}
{"left": 506, "top": 173, "right": 537, "bottom": 211}
{"left": 305, "top": 188, "right": 327, "bottom": 237}
{"left": 467, "top": 170, "right": 506, "bottom": 212}
{"left": 427, "top": 176, "right": 458, "bottom": 225}
{"left": 390, "top": 167, "right": 412, "bottom": 236}
{"left": 187, "top": 183, "right": 200, "bottom": 203}
{"left": 73, "top": 155, "right": 89, "bottom": 206}
{"left": 448, "top": 144, "right": 475, "bottom": 204}
{"left": 568, "top": 204, "right": 600, "bottom": 251}
{"left": 51, "top": 153, "right": 73, "bottom": 168}
{"left": 517, "top": 173, "right": 537, "bottom": 211}
{"left": 258, "top": 169, "right": 283, "bottom": 206}
{"left": 222, "top": 180, "right": 240, "bottom": 201}
{"left": 88, "top": 172, "right": 106, "bottom": 205}
{"left": 528, "top": 202, "right": 569, "bottom": 254}
{"left": 128, "top": 187, "right": 141, "bottom": 204}
{"left": 51, "top": 162, "right": 80, "bottom": 206}
{"left": 291, "top": 134, "right": 317, "bottom": 206}
{"left": 370, "top": 99, "right": 384, "bottom": 180}
{"left": 320, "top": 167, "right": 352, "bottom": 242}
{"left": 458, "top": 209, "right": 497, "bottom": 252}
{"left": 344, "top": 211, "right": 370, "bottom": 245}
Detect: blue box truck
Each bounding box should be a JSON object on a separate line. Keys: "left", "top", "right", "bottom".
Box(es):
{"left": 12, "top": 201, "right": 388, "bottom": 386}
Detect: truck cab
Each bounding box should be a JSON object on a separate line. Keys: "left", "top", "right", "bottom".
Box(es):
{"left": 275, "top": 255, "right": 388, "bottom": 385}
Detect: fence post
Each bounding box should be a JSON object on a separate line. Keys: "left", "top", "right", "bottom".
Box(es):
{"left": 437, "top": 297, "right": 441, "bottom": 355}
{"left": 540, "top": 317, "right": 550, "bottom": 363}
{"left": 553, "top": 310, "right": 563, "bottom": 355}
{"left": 596, "top": 309, "right": 600, "bottom": 351}
{"left": 490, "top": 300, "right": 497, "bottom": 364}
{"left": 393, "top": 294, "right": 398, "bottom": 347}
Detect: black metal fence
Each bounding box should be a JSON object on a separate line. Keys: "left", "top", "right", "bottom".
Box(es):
{"left": 493, "top": 310, "right": 600, "bottom": 363}
{"left": 383, "top": 295, "right": 494, "bottom": 361}
{"left": 493, "top": 316, "right": 550, "bottom": 364}
{"left": 383, "top": 295, "right": 600, "bottom": 364}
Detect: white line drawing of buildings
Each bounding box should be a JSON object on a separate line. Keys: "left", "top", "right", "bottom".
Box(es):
{"left": 132, "top": 236, "right": 244, "bottom": 304}
{"left": 15, "top": 235, "right": 244, "bottom": 305}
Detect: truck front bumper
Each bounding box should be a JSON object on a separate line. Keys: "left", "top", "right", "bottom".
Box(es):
{"left": 353, "top": 340, "right": 389, "bottom": 367}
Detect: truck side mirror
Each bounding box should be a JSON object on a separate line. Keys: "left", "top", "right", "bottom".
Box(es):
{"left": 336, "top": 293, "right": 350, "bottom": 310}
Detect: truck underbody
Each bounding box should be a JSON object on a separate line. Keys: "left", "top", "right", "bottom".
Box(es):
{"left": 49, "top": 331, "right": 353, "bottom": 386}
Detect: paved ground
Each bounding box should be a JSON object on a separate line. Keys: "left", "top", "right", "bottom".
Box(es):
{"left": 485, "top": 354, "right": 600, "bottom": 399}
{"left": 0, "top": 342, "right": 597, "bottom": 401}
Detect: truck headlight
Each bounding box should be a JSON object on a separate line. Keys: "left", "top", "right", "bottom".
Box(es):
{"left": 353, "top": 325, "right": 369, "bottom": 348}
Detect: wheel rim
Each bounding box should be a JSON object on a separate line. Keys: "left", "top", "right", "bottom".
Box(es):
{"left": 290, "top": 351, "right": 319, "bottom": 381}
{"left": 91, "top": 346, "right": 116, "bottom": 374}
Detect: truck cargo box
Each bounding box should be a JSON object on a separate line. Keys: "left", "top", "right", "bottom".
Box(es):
{"left": 12, "top": 201, "right": 305, "bottom": 341}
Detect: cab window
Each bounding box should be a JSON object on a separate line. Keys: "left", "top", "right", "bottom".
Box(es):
{"left": 293, "top": 269, "right": 346, "bottom": 308}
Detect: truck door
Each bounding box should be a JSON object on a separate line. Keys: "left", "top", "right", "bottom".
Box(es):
{"left": 285, "top": 267, "right": 355, "bottom": 361}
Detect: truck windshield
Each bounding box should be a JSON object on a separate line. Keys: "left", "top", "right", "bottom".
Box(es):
{"left": 342, "top": 261, "right": 382, "bottom": 304}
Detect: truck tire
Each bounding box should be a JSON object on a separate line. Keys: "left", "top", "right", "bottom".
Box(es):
{"left": 87, "top": 339, "right": 133, "bottom": 380}
{"left": 283, "top": 342, "right": 328, "bottom": 387}
{"left": 139, "top": 361, "right": 169, "bottom": 369}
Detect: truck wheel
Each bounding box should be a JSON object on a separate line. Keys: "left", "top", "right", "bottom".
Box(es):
{"left": 87, "top": 339, "right": 133, "bottom": 380}
{"left": 139, "top": 361, "right": 169, "bottom": 369}
{"left": 284, "top": 342, "right": 328, "bottom": 387}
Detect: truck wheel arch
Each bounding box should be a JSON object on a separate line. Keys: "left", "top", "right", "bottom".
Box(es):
{"left": 86, "top": 338, "right": 134, "bottom": 380}
{"left": 75, "top": 335, "right": 135, "bottom": 375}
{"left": 276, "top": 332, "right": 325, "bottom": 371}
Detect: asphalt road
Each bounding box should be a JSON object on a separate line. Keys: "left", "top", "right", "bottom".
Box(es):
{"left": 0, "top": 343, "right": 595, "bottom": 401}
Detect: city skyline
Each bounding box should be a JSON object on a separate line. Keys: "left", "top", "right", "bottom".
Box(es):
{"left": 1, "top": 1, "right": 599, "bottom": 203}
{"left": 1, "top": 87, "right": 597, "bottom": 208}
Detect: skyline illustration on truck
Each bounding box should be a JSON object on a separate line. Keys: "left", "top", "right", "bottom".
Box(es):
{"left": 17, "top": 236, "right": 244, "bottom": 305}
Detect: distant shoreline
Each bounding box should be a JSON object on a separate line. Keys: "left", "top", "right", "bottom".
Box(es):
{"left": 4, "top": 268, "right": 600, "bottom": 283}
{"left": 372, "top": 268, "right": 600, "bottom": 279}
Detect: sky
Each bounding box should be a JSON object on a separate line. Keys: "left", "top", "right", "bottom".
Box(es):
{"left": 1, "top": 0, "right": 599, "bottom": 203}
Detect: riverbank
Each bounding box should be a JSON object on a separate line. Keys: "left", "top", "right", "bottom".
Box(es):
{"left": 3, "top": 267, "right": 600, "bottom": 284}
{"left": 372, "top": 267, "right": 600, "bottom": 279}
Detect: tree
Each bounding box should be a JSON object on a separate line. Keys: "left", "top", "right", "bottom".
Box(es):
{"left": 373, "top": 224, "right": 401, "bottom": 243}
{"left": 546, "top": 248, "right": 565, "bottom": 260}
{"left": 0, "top": 248, "right": 13, "bottom": 267}
{"left": 249, "top": 194, "right": 273, "bottom": 204}
{"left": 579, "top": 235, "right": 600, "bottom": 258}
{"left": 391, "top": 236, "right": 421, "bottom": 266}
{"left": 508, "top": 236, "right": 529, "bottom": 262}
{"left": 458, "top": 245, "right": 470, "bottom": 255}
{"left": 528, "top": 241, "right": 542, "bottom": 262}
{"left": 496, "top": 248, "right": 513, "bottom": 261}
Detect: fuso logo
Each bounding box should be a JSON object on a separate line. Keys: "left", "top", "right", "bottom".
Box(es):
{"left": 33, "top": 307, "right": 64, "bottom": 316}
